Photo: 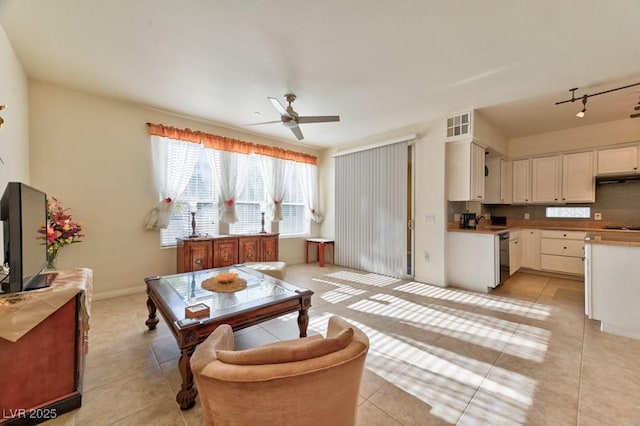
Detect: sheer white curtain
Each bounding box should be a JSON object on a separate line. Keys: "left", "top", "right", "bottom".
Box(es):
{"left": 145, "top": 136, "right": 202, "bottom": 230}
{"left": 297, "top": 162, "right": 323, "bottom": 223}
{"left": 335, "top": 142, "right": 407, "bottom": 277}
{"left": 257, "top": 155, "right": 292, "bottom": 222}
{"left": 206, "top": 149, "right": 248, "bottom": 223}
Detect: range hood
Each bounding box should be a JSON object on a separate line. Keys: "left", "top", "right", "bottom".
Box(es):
{"left": 596, "top": 174, "right": 640, "bottom": 184}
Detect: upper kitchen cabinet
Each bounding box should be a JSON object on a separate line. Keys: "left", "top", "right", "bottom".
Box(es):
{"left": 512, "top": 159, "right": 531, "bottom": 204}
{"left": 562, "top": 151, "right": 595, "bottom": 202}
{"left": 532, "top": 155, "right": 561, "bottom": 203}
{"left": 596, "top": 145, "right": 639, "bottom": 175}
{"left": 524, "top": 151, "right": 595, "bottom": 204}
{"left": 447, "top": 140, "right": 485, "bottom": 201}
{"left": 484, "top": 157, "right": 512, "bottom": 204}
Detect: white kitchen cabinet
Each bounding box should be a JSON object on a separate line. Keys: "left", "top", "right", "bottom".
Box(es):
{"left": 512, "top": 159, "right": 531, "bottom": 204}
{"left": 540, "top": 230, "right": 586, "bottom": 276}
{"left": 521, "top": 229, "right": 541, "bottom": 270}
{"left": 509, "top": 231, "right": 522, "bottom": 274}
{"left": 562, "top": 151, "right": 595, "bottom": 202}
{"left": 446, "top": 140, "right": 485, "bottom": 201}
{"left": 446, "top": 231, "right": 499, "bottom": 293}
{"left": 484, "top": 157, "right": 512, "bottom": 204}
{"left": 517, "top": 152, "right": 594, "bottom": 204}
{"left": 532, "top": 155, "right": 561, "bottom": 203}
{"left": 597, "top": 145, "right": 639, "bottom": 175}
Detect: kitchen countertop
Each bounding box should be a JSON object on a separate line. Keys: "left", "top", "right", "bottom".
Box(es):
{"left": 448, "top": 224, "right": 640, "bottom": 245}
{"left": 585, "top": 232, "right": 640, "bottom": 248}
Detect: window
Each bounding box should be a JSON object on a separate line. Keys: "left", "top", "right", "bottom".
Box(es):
{"left": 545, "top": 207, "right": 591, "bottom": 218}
{"left": 229, "top": 155, "right": 264, "bottom": 234}
{"left": 160, "top": 156, "right": 218, "bottom": 246}
{"left": 152, "top": 133, "right": 316, "bottom": 245}
{"left": 280, "top": 164, "right": 308, "bottom": 236}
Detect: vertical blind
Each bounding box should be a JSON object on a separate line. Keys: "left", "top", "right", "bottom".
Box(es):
{"left": 335, "top": 142, "right": 408, "bottom": 278}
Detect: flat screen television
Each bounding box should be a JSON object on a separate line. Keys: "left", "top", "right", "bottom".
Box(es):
{"left": 0, "top": 182, "right": 50, "bottom": 293}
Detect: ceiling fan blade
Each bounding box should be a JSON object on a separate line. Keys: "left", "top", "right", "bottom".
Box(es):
{"left": 268, "top": 97, "right": 290, "bottom": 117}
{"left": 290, "top": 125, "right": 304, "bottom": 140}
{"left": 297, "top": 115, "right": 340, "bottom": 124}
{"left": 245, "top": 120, "right": 282, "bottom": 126}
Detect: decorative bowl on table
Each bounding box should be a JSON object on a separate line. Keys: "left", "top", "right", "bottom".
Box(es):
{"left": 215, "top": 272, "right": 237, "bottom": 284}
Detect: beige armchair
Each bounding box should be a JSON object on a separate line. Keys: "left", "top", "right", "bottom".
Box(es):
{"left": 191, "top": 315, "right": 369, "bottom": 426}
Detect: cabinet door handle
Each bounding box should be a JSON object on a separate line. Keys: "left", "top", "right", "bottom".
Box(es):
{"left": 563, "top": 246, "right": 567, "bottom": 250}
{"left": 563, "top": 233, "right": 567, "bottom": 237}
{"left": 195, "top": 258, "right": 202, "bottom": 265}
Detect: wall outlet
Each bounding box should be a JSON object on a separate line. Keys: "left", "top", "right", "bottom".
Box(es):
{"left": 594, "top": 212, "right": 602, "bottom": 220}
{"left": 453, "top": 213, "right": 461, "bottom": 222}
{"left": 524, "top": 213, "right": 530, "bottom": 220}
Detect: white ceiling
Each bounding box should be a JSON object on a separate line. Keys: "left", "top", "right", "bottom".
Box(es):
{"left": 1, "top": 0, "right": 639, "bottom": 148}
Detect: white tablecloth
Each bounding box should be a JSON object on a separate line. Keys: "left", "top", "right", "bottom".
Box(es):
{"left": 0, "top": 268, "right": 92, "bottom": 342}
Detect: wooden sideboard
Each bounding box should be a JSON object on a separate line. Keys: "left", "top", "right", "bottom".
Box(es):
{"left": 176, "top": 234, "right": 279, "bottom": 273}
{"left": 0, "top": 269, "right": 91, "bottom": 425}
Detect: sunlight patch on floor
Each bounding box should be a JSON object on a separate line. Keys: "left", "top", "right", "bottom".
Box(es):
{"left": 394, "top": 281, "right": 550, "bottom": 318}
{"left": 348, "top": 293, "right": 551, "bottom": 361}
{"left": 325, "top": 271, "right": 402, "bottom": 287}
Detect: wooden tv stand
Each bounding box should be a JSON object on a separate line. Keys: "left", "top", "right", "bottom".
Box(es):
{"left": 0, "top": 269, "right": 91, "bottom": 425}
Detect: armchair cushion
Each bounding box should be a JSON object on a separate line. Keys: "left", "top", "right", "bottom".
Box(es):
{"left": 216, "top": 327, "right": 354, "bottom": 365}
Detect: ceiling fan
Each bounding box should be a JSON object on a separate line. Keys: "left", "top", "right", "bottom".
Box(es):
{"left": 251, "top": 94, "right": 340, "bottom": 141}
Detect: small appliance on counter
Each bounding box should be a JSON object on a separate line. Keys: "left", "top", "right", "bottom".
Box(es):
{"left": 460, "top": 212, "right": 477, "bottom": 229}
{"left": 491, "top": 216, "right": 507, "bottom": 227}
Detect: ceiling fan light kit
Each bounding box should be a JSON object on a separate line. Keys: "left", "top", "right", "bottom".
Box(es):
{"left": 254, "top": 93, "right": 340, "bottom": 141}
{"left": 556, "top": 82, "right": 640, "bottom": 119}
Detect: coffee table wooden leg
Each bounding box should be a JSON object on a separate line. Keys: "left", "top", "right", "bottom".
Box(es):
{"left": 176, "top": 347, "right": 198, "bottom": 410}
{"left": 145, "top": 291, "right": 159, "bottom": 330}
{"left": 297, "top": 295, "right": 312, "bottom": 337}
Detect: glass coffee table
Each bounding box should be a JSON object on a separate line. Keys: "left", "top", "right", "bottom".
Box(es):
{"left": 144, "top": 265, "right": 313, "bottom": 410}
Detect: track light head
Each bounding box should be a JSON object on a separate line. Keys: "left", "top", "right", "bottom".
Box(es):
{"left": 576, "top": 95, "right": 588, "bottom": 118}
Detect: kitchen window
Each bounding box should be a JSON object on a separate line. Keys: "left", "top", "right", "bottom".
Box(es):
{"left": 545, "top": 207, "right": 591, "bottom": 218}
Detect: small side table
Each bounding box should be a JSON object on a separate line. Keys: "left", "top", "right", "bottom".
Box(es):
{"left": 305, "top": 238, "right": 335, "bottom": 267}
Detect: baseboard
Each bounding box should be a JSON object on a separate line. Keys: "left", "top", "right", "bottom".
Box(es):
{"left": 517, "top": 268, "right": 584, "bottom": 282}
{"left": 92, "top": 285, "right": 147, "bottom": 301}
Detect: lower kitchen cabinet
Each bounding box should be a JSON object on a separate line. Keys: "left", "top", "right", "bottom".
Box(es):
{"left": 446, "top": 231, "right": 500, "bottom": 293}
{"left": 509, "top": 231, "right": 522, "bottom": 274}
{"left": 521, "top": 229, "right": 541, "bottom": 270}
{"left": 539, "top": 230, "right": 586, "bottom": 276}
{"left": 177, "top": 233, "right": 279, "bottom": 273}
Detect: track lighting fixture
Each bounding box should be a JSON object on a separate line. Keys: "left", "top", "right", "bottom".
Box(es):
{"left": 556, "top": 81, "right": 640, "bottom": 119}
{"left": 631, "top": 98, "right": 640, "bottom": 119}
{"left": 0, "top": 104, "right": 6, "bottom": 130}
{"left": 576, "top": 95, "right": 587, "bottom": 118}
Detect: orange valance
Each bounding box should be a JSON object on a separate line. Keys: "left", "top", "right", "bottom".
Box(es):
{"left": 147, "top": 123, "right": 317, "bottom": 165}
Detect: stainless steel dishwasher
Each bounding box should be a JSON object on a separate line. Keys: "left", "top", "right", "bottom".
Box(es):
{"left": 499, "top": 232, "right": 510, "bottom": 285}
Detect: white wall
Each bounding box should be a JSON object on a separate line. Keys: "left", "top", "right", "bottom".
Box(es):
{"left": 0, "top": 25, "right": 30, "bottom": 264}
{"left": 473, "top": 110, "right": 509, "bottom": 156}
{"left": 413, "top": 123, "right": 448, "bottom": 287}
{"left": 28, "top": 80, "right": 322, "bottom": 298}
{"left": 509, "top": 118, "right": 640, "bottom": 158}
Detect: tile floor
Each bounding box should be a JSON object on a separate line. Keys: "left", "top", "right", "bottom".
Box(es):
{"left": 46, "top": 264, "right": 640, "bottom": 425}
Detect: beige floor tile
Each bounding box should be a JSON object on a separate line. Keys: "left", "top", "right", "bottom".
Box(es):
{"left": 84, "top": 343, "right": 159, "bottom": 391}
{"left": 356, "top": 400, "right": 403, "bottom": 426}
{"left": 75, "top": 365, "right": 173, "bottom": 425}
{"left": 52, "top": 265, "right": 640, "bottom": 425}
{"left": 369, "top": 380, "right": 461, "bottom": 425}
{"left": 580, "top": 352, "right": 640, "bottom": 395}
{"left": 111, "top": 400, "right": 185, "bottom": 426}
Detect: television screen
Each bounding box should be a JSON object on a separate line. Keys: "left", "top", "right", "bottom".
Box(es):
{"left": 1, "top": 182, "right": 49, "bottom": 293}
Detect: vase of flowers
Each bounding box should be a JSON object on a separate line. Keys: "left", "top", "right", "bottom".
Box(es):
{"left": 38, "top": 197, "right": 84, "bottom": 269}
